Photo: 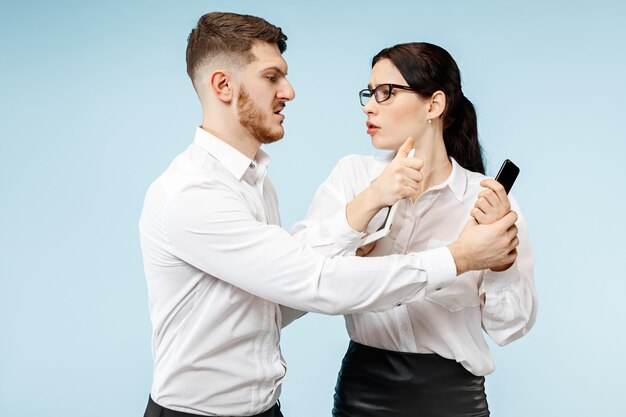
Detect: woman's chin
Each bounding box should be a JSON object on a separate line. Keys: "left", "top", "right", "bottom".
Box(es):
{"left": 371, "top": 135, "right": 400, "bottom": 151}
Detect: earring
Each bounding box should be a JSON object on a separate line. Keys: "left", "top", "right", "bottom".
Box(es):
{"left": 427, "top": 119, "right": 432, "bottom": 124}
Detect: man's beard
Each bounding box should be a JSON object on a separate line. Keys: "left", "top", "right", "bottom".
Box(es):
{"left": 237, "top": 85, "right": 284, "bottom": 144}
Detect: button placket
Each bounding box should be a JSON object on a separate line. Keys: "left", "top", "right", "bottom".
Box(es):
{"left": 392, "top": 201, "right": 411, "bottom": 254}
{"left": 395, "top": 305, "right": 417, "bottom": 351}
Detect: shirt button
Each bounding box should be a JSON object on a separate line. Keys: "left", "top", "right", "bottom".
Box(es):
{"left": 249, "top": 162, "right": 256, "bottom": 169}
{"left": 396, "top": 303, "right": 402, "bottom": 307}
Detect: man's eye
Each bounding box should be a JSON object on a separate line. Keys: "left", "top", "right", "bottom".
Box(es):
{"left": 266, "top": 76, "right": 278, "bottom": 82}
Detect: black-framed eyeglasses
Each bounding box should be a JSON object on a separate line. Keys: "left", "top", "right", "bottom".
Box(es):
{"left": 359, "top": 83, "right": 420, "bottom": 106}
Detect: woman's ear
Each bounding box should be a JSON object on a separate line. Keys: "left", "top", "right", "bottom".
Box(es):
{"left": 428, "top": 90, "right": 446, "bottom": 119}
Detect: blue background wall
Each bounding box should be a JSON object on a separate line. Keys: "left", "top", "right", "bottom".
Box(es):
{"left": 1, "top": 1, "right": 625, "bottom": 416}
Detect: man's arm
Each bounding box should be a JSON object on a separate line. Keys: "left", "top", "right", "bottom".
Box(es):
{"left": 164, "top": 181, "right": 517, "bottom": 315}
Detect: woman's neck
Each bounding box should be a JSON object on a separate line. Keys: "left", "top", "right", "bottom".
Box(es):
{"left": 411, "top": 132, "right": 452, "bottom": 201}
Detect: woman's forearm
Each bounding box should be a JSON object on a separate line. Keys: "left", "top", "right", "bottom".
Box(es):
{"left": 346, "top": 185, "right": 385, "bottom": 232}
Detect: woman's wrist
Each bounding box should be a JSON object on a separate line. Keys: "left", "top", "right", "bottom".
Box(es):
{"left": 362, "top": 184, "right": 387, "bottom": 211}
{"left": 346, "top": 186, "right": 385, "bottom": 232}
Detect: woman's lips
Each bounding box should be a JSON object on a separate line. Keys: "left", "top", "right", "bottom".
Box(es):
{"left": 366, "top": 121, "right": 380, "bottom": 135}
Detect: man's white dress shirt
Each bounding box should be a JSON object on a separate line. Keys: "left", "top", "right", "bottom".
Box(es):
{"left": 292, "top": 154, "right": 538, "bottom": 376}
{"left": 139, "top": 128, "right": 463, "bottom": 416}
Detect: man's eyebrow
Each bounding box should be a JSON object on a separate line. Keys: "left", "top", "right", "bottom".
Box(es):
{"left": 260, "top": 66, "right": 287, "bottom": 76}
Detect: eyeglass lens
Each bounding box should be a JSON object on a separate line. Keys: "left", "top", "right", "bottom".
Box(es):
{"left": 360, "top": 85, "right": 394, "bottom": 106}
{"left": 374, "top": 84, "right": 391, "bottom": 102}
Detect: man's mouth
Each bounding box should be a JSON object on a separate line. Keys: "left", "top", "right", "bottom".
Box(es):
{"left": 273, "top": 104, "right": 286, "bottom": 122}
{"left": 273, "top": 103, "right": 285, "bottom": 115}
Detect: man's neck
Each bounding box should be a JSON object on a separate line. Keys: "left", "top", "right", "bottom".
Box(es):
{"left": 200, "top": 121, "right": 261, "bottom": 161}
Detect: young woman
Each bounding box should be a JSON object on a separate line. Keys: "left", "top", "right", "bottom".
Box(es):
{"left": 292, "top": 43, "right": 537, "bottom": 416}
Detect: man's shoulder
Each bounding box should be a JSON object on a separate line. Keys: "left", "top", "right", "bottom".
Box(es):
{"left": 146, "top": 149, "right": 240, "bottom": 202}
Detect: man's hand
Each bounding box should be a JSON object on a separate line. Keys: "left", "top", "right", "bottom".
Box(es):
{"left": 471, "top": 179, "right": 511, "bottom": 225}
{"left": 448, "top": 211, "right": 519, "bottom": 275}
{"left": 369, "top": 136, "right": 424, "bottom": 208}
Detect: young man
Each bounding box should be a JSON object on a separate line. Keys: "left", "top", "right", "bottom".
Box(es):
{"left": 140, "top": 12, "right": 520, "bottom": 417}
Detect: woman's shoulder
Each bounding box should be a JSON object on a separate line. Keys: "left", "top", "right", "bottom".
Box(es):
{"left": 465, "top": 168, "right": 489, "bottom": 187}
{"left": 450, "top": 160, "right": 487, "bottom": 191}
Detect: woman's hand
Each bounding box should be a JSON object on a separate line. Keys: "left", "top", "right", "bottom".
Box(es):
{"left": 471, "top": 179, "right": 511, "bottom": 225}
{"left": 346, "top": 136, "right": 423, "bottom": 233}
{"left": 471, "top": 179, "right": 516, "bottom": 271}
{"left": 369, "top": 136, "right": 424, "bottom": 208}
{"left": 356, "top": 241, "right": 377, "bottom": 257}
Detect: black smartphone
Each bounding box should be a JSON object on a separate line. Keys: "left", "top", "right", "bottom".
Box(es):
{"left": 494, "top": 159, "right": 520, "bottom": 194}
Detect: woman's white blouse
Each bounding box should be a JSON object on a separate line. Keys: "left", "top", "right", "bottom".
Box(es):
{"left": 292, "top": 154, "right": 538, "bottom": 376}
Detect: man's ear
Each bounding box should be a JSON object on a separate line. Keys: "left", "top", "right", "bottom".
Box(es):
{"left": 210, "top": 70, "right": 234, "bottom": 103}
{"left": 428, "top": 90, "right": 446, "bottom": 119}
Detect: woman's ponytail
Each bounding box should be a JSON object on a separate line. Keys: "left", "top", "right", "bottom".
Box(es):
{"left": 443, "top": 94, "right": 484, "bottom": 174}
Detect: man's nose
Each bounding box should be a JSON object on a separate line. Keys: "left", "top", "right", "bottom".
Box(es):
{"left": 279, "top": 79, "right": 295, "bottom": 101}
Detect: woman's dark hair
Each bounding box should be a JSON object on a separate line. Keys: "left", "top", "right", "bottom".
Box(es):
{"left": 372, "top": 42, "right": 485, "bottom": 174}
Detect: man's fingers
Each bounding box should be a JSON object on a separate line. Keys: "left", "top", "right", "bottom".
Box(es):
{"left": 502, "top": 250, "right": 517, "bottom": 267}
{"left": 496, "top": 210, "right": 518, "bottom": 229}
{"left": 506, "top": 223, "right": 519, "bottom": 236}
{"left": 396, "top": 136, "right": 414, "bottom": 159}
{"left": 506, "top": 236, "right": 520, "bottom": 253}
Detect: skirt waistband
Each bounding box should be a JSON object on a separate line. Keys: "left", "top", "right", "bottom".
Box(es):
{"left": 333, "top": 340, "right": 489, "bottom": 417}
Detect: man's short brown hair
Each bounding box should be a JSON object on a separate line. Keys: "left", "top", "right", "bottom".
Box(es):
{"left": 186, "top": 12, "right": 287, "bottom": 85}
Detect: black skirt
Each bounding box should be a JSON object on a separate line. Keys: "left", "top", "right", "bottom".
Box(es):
{"left": 333, "top": 341, "right": 489, "bottom": 417}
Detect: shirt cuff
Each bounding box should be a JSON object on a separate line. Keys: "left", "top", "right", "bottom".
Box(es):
{"left": 482, "top": 261, "right": 521, "bottom": 291}
{"left": 414, "top": 246, "right": 457, "bottom": 291}
{"left": 327, "top": 208, "right": 365, "bottom": 252}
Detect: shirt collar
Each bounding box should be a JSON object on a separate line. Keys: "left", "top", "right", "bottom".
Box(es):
{"left": 440, "top": 157, "right": 467, "bottom": 202}
{"left": 372, "top": 152, "right": 467, "bottom": 202}
{"left": 193, "top": 127, "right": 271, "bottom": 181}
